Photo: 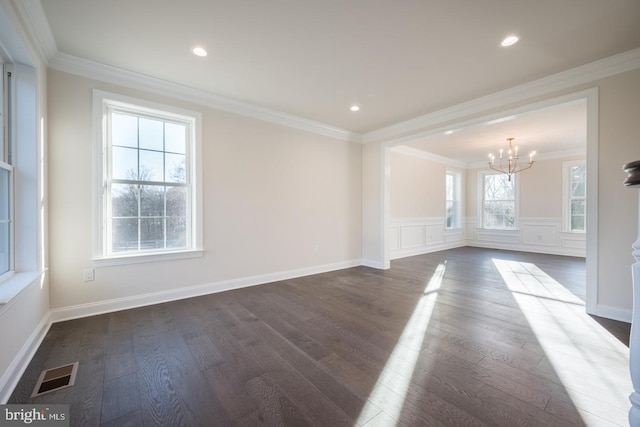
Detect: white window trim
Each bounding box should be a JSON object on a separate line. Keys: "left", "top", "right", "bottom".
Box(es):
{"left": 93, "top": 90, "right": 203, "bottom": 265}
{"left": 562, "top": 159, "right": 587, "bottom": 233}
{"left": 445, "top": 169, "right": 462, "bottom": 230}
{"left": 477, "top": 170, "right": 520, "bottom": 230}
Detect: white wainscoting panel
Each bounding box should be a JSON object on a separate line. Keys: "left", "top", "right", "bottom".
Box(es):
{"left": 522, "top": 223, "right": 558, "bottom": 247}
{"left": 390, "top": 218, "right": 464, "bottom": 259}
{"left": 465, "top": 217, "right": 586, "bottom": 257}
{"left": 401, "top": 225, "right": 427, "bottom": 248}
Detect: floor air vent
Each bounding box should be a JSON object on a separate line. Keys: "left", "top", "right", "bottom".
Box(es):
{"left": 31, "top": 362, "right": 79, "bottom": 398}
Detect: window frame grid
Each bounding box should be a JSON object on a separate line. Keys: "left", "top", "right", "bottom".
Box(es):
{"left": 478, "top": 171, "right": 519, "bottom": 230}
{"left": 104, "top": 106, "right": 193, "bottom": 256}
{"left": 94, "top": 90, "right": 203, "bottom": 264}
{"left": 445, "top": 169, "right": 462, "bottom": 230}
{"left": 0, "top": 63, "right": 14, "bottom": 282}
{"left": 562, "top": 159, "right": 587, "bottom": 233}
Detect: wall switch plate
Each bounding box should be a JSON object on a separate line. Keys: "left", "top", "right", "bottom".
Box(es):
{"left": 83, "top": 269, "right": 95, "bottom": 282}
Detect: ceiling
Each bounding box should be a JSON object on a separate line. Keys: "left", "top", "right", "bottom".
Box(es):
{"left": 37, "top": 0, "right": 640, "bottom": 160}
{"left": 404, "top": 99, "right": 587, "bottom": 165}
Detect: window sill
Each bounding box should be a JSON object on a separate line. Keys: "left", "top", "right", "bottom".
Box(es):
{"left": 93, "top": 249, "right": 204, "bottom": 267}
{"left": 0, "top": 270, "right": 45, "bottom": 306}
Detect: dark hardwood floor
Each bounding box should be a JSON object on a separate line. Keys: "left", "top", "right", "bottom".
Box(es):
{"left": 9, "top": 247, "right": 632, "bottom": 426}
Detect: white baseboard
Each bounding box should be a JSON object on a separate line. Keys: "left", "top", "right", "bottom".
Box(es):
{"left": 0, "top": 312, "right": 52, "bottom": 404}
{"left": 466, "top": 241, "right": 586, "bottom": 258}
{"left": 50, "top": 259, "right": 362, "bottom": 323}
{"left": 591, "top": 304, "right": 632, "bottom": 323}
{"left": 390, "top": 241, "right": 465, "bottom": 260}
{"left": 361, "top": 258, "right": 387, "bottom": 269}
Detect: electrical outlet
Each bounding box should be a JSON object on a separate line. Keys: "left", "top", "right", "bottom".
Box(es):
{"left": 83, "top": 269, "right": 95, "bottom": 282}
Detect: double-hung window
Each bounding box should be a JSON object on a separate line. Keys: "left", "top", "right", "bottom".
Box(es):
{"left": 563, "top": 160, "right": 586, "bottom": 233}
{"left": 95, "top": 91, "right": 202, "bottom": 262}
{"left": 0, "top": 64, "right": 12, "bottom": 278}
{"left": 482, "top": 172, "right": 517, "bottom": 229}
{"left": 445, "top": 170, "right": 461, "bottom": 229}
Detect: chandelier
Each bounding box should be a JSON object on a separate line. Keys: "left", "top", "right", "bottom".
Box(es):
{"left": 488, "top": 137, "right": 535, "bottom": 181}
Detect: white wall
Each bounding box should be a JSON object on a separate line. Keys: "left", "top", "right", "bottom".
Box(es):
{"left": 388, "top": 150, "right": 465, "bottom": 258}
{"left": 47, "top": 69, "right": 362, "bottom": 317}
{"left": 0, "top": 2, "right": 50, "bottom": 403}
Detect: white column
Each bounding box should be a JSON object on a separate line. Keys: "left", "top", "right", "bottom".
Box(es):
{"left": 631, "top": 190, "right": 640, "bottom": 426}
{"left": 629, "top": 191, "right": 640, "bottom": 427}
{"left": 625, "top": 159, "right": 640, "bottom": 427}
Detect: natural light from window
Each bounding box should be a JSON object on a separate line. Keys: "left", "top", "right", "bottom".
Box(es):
{"left": 356, "top": 262, "right": 445, "bottom": 425}
{"left": 491, "top": 258, "right": 631, "bottom": 425}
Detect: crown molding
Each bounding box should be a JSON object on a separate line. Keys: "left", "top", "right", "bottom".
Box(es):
{"left": 390, "top": 146, "right": 466, "bottom": 169}
{"left": 10, "top": 0, "right": 57, "bottom": 61}
{"left": 363, "top": 48, "right": 640, "bottom": 144}
{"left": 48, "top": 53, "right": 362, "bottom": 143}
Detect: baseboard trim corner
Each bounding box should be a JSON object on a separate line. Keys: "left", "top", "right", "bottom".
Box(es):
{"left": 0, "top": 311, "right": 52, "bottom": 404}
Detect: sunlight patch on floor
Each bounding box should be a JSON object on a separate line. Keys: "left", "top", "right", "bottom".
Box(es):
{"left": 492, "top": 258, "right": 631, "bottom": 425}
{"left": 356, "top": 263, "right": 445, "bottom": 426}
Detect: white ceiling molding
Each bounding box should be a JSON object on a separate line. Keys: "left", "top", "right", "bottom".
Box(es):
{"left": 390, "top": 146, "right": 466, "bottom": 169}
{"left": 49, "top": 53, "right": 362, "bottom": 143}
{"left": 364, "top": 48, "right": 640, "bottom": 144}
{"left": 10, "top": 0, "right": 57, "bottom": 61}
{"left": 12, "top": 1, "right": 363, "bottom": 143}
{"left": 466, "top": 148, "right": 587, "bottom": 169}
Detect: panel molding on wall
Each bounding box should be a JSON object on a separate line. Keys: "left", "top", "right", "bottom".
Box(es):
{"left": 465, "top": 217, "right": 586, "bottom": 257}
{"left": 390, "top": 217, "right": 464, "bottom": 259}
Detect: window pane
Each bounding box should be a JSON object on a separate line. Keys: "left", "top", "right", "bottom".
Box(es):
{"left": 139, "top": 149, "right": 163, "bottom": 182}
{"left": 112, "top": 218, "right": 138, "bottom": 252}
{"left": 446, "top": 201, "right": 453, "bottom": 228}
{"left": 483, "top": 173, "right": 515, "bottom": 228}
{"left": 571, "top": 200, "right": 585, "bottom": 215}
{"left": 571, "top": 181, "right": 585, "bottom": 198}
{"left": 167, "top": 217, "right": 186, "bottom": 248}
{"left": 0, "top": 168, "right": 9, "bottom": 221}
{"left": 571, "top": 165, "right": 586, "bottom": 182}
{"left": 571, "top": 215, "right": 585, "bottom": 232}
{"left": 112, "top": 183, "right": 138, "bottom": 217}
{"left": 446, "top": 174, "right": 453, "bottom": 200}
{"left": 140, "top": 185, "right": 164, "bottom": 217}
{"left": 112, "top": 146, "right": 139, "bottom": 180}
{"left": 139, "top": 117, "right": 164, "bottom": 151}
{"left": 140, "top": 218, "right": 164, "bottom": 249}
{"left": 166, "top": 187, "right": 186, "bottom": 217}
{"left": 112, "top": 113, "right": 138, "bottom": 148}
{"left": 165, "top": 153, "right": 186, "bottom": 183}
{"left": 0, "top": 168, "right": 9, "bottom": 274}
{"left": 165, "top": 122, "right": 186, "bottom": 154}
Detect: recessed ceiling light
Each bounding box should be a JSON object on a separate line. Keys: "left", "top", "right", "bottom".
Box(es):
{"left": 501, "top": 35, "right": 519, "bottom": 47}
{"left": 192, "top": 47, "right": 208, "bottom": 57}
{"left": 444, "top": 130, "right": 454, "bottom": 135}
{"left": 350, "top": 105, "right": 361, "bottom": 112}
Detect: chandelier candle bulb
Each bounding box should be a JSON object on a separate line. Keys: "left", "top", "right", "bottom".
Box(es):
{"left": 488, "top": 137, "right": 535, "bottom": 182}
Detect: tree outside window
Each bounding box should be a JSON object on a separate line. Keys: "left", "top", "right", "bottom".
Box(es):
{"left": 483, "top": 173, "right": 516, "bottom": 229}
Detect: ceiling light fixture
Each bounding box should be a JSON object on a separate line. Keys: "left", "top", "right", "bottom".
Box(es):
{"left": 350, "top": 105, "right": 361, "bottom": 112}
{"left": 192, "top": 47, "right": 208, "bottom": 57}
{"left": 488, "top": 137, "right": 535, "bottom": 181}
{"left": 501, "top": 35, "right": 519, "bottom": 47}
